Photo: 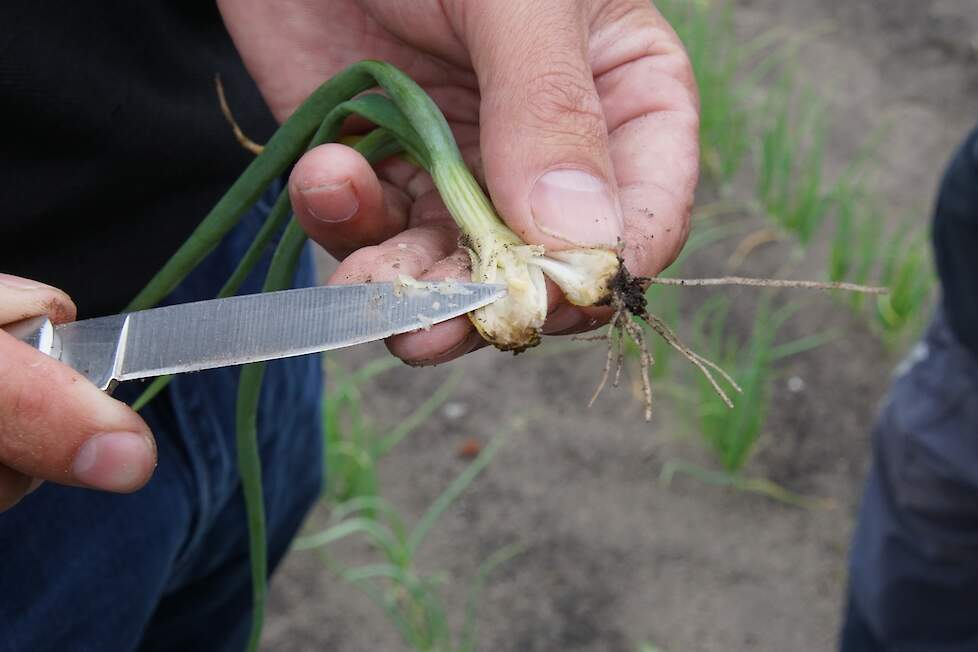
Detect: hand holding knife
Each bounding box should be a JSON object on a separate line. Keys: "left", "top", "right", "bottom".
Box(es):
{"left": 0, "top": 277, "right": 503, "bottom": 508}
{"left": 4, "top": 281, "right": 505, "bottom": 392}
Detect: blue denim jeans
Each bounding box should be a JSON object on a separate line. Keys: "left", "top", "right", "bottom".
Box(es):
{"left": 840, "top": 306, "right": 978, "bottom": 651}
{"left": 0, "top": 184, "right": 324, "bottom": 651}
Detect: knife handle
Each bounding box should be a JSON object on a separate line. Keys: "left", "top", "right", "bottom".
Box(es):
{"left": 2, "top": 315, "right": 61, "bottom": 358}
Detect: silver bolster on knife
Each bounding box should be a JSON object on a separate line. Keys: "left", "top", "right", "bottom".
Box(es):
{"left": 3, "top": 313, "right": 128, "bottom": 393}
{"left": 4, "top": 315, "right": 61, "bottom": 358}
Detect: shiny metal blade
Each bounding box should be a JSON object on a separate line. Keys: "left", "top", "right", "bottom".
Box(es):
{"left": 54, "top": 282, "right": 504, "bottom": 390}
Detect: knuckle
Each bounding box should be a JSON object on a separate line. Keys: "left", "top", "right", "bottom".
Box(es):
{"left": 675, "top": 51, "right": 696, "bottom": 95}
{"left": 377, "top": 243, "right": 428, "bottom": 272}
{"left": 523, "top": 66, "right": 607, "bottom": 149}
{"left": 658, "top": 47, "right": 697, "bottom": 102}
{"left": 330, "top": 245, "right": 383, "bottom": 282}
{"left": 410, "top": 191, "right": 454, "bottom": 226}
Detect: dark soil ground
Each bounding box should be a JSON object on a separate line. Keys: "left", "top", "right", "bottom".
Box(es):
{"left": 264, "top": 2, "right": 978, "bottom": 650}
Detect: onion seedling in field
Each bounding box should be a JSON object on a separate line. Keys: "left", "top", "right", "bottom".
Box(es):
{"left": 755, "top": 76, "right": 832, "bottom": 244}
{"left": 295, "top": 430, "right": 520, "bottom": 652}
{"left": 658, "top": 0, "right": 750, "bottom": 186}
{"left": 324, "top": 357, "right": 459, "bottom": 506}
{"left": 661, "top": 296, "right": 835, "bottom": 507}
{"left": 130, "top": 59, "right": 886, "bottom": 649}
{"left": 875, "top": 223, "right": 934, "bottom": 337}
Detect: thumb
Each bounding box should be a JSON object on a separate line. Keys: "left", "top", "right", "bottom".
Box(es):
{"left": 0, "top": 276, "right": 156, "bottom": 493}
{"left": 459, "top": 1, "right": 624, "bottom": 251}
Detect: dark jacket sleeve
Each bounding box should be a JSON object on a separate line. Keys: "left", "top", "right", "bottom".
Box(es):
{"left": 932, "top": 125, "right": 978, "bottom": 358}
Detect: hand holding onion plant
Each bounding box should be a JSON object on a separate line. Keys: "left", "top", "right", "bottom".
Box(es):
{"left": 129, "top": 2, "right": 708, "bottom": 648}
{"left": 131, "top": 56, "right": 884, "bottom": 651}
{"left": 130, "top": 52, "right": 689, "bottom": 650}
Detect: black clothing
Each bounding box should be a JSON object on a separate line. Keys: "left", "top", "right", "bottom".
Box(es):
{"left": 932, "top": 126, "right": 978, "bottom": 359}
{"left": 0, "top": 1, "right": 276, "bottom": 318}
{"left": 840, "top": 127, "right": 978, "bottom": 651}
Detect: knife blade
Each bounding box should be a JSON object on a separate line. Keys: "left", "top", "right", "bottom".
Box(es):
{"left": 3, "top": 282, "right": 505, "bottom": 392}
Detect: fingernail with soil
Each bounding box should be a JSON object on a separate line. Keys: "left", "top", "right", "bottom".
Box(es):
{"left": 72, "top": 432, "right": 156, "bottom": 492}
{"left": 530, "top": 169, "right": 623, "bottom": 247}
{"left": 299, "top": 179, "right": 359, "bottom": 223}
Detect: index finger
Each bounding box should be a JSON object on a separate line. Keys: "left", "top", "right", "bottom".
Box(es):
{"left": 0, "top": 273, "right": 76, "bottom": 325}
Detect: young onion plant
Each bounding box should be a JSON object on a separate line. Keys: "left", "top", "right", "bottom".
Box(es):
{"left": 130, "top": 60, "right": 888, "bottom": 651}
{"left": 349, "top": 62, "right": 622, "bottom": 352}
